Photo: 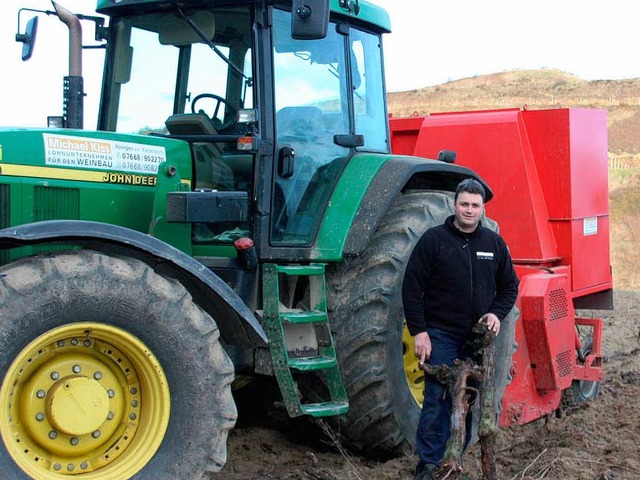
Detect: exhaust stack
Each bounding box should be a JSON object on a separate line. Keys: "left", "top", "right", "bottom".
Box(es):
{"left": 52, "top": 1, "right": 84, "bottom": 129}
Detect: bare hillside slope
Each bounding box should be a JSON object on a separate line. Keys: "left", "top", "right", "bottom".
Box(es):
{"left": 388, "top": 68, "right": 640, "bottom": 159}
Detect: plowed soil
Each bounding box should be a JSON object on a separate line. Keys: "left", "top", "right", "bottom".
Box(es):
{"left": 220, "top": 288, "right": 639, "bottom": 480}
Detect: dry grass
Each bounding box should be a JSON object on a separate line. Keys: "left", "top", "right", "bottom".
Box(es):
{"left": 609, "top": 169, "right": 640, "bottom": 290}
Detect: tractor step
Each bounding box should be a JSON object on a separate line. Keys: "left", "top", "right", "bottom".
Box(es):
{"left": 262, "top": 262, "right": 348, "bottom": 418}
{"left": 289, "top": 355, "right": 337, "bottom": 370}
{"left": 301, "top": 401, "right": 349, "bottom": 417}
{"left": 280, "top": 309, "right": 328, "bottom": 324}
{"left": 274, "top": 264, "right": 326, "bottom": 276}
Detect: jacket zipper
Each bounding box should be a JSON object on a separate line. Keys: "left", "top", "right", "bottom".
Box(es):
{"left": 463, "top": 238, "right": 473, "bottom": 310}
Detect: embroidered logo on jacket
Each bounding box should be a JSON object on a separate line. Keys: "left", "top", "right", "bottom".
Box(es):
{"left": 476, "top": 251, "right": 494, "bottom": 260}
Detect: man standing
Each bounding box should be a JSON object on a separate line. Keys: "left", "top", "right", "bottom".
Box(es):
{"left": 402, "top": 178, "right": 519, "bottom": 480}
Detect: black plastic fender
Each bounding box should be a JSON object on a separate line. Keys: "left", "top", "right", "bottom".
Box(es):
{"left": 0, "top": 220, "right": 267, "bottom": 346}
{"left": 343, "top": 155, "right": 493, "bottom": 256}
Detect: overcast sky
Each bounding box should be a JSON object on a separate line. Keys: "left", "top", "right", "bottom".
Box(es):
{"left": 1, "top": 0, "right": 639, "bottom": 127}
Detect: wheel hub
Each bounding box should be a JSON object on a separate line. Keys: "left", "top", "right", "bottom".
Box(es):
{"left": 0, "top": 323, "right": 170, "bottom": 479}
{"left": 46, "top": 376, "right": 110, "bottom": 436}
{"left": 402, "top": 323, "right": 425, "bottom": 406}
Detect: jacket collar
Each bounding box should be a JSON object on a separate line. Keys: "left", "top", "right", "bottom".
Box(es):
{"left": 445, "top": 215, "right": 483, "bottom": 238}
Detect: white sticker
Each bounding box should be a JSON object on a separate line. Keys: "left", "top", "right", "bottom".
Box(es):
{"left": 43, "top": 133, "right": 166, "bottom": 175}
{"left": 583, "top": 217, "right": 598, "bottom": 236}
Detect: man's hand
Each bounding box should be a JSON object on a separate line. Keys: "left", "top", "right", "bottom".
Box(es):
{"left": 414, "top": 331, "right": 432, "bottom": 367}
{"left": 479, "top": 313, "right": 500, "bottom": 334}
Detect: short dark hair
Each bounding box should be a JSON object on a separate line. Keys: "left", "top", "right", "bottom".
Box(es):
{"left": 455, "top": 178, "right": 486, "bottom": 203}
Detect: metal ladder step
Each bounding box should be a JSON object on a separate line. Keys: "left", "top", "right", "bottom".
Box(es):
{"left": 275, "top": 264, "right": 325, "bottom": 276}
{"left": 289, "top": 355, "right": 337, "bottom": 371}
{"left": 281, "top": 309, "right": 328, "bottom": 324}
{"left": 262, "top": 262, "right": 348, "bottom": 418}
{"left": 301, "top": 401, "right": 349, "bottom": 417}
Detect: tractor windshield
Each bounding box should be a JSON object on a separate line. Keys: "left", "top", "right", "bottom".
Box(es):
{"left": 102, "top": 7, "right": 253, "bottom": 136}
{"left": 271, "top": 8, "right": 387, "bottom": 244}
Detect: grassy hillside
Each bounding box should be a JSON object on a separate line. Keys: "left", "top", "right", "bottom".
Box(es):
{"left": 388, "top": 69, "right": 640, "bottom": 290}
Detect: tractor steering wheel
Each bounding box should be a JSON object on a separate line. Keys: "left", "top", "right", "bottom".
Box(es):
{"left": 191, "top": 93, "right": 238, "bottom": 131}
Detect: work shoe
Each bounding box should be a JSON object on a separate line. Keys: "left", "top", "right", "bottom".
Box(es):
{"left": 416, "top": 463, "right": 438, "bottom": 480}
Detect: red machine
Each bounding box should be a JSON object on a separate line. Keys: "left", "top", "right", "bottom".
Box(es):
{"left": 390, "top": 107, "right": 610, "bottom": 426}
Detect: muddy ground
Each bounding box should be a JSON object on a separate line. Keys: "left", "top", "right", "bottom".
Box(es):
{"left": 219, "top": 290, "right": 640, "bottom": 480}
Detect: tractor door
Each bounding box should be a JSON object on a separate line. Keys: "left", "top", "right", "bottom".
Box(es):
{"left": 269, "top": 8, "right": 388, "bottom": 248}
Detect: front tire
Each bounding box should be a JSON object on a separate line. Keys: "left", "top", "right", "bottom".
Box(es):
{"left": 0, "top": 250, "right": 236, "bottom": 479}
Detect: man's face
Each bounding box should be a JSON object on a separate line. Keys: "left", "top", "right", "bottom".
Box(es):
{"left": 453, "top": 192, "right": 484, "bottom": 233}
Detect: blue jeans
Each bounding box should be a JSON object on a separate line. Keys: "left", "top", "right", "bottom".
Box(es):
{"left": 416, "top": 327, "right": 475, "bottom": 471}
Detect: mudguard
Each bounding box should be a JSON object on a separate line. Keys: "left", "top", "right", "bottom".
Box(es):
{"left": 0, "top": 220, "right": 267, "bottom": 346}
{"left": 343, "top": 155, "right": 493, "bottom": 256}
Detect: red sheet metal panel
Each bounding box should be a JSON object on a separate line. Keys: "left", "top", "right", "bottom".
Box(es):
{"left": 521, "top": 109, "right": 612, "bottom": 294}
{"left": 499, "top": 268, "right": 570, "bottom": 427}
{"left": 519, "top": 271, "right": 575, "bottom": 391}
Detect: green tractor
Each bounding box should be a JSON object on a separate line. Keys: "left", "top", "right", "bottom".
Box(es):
{"left": 0, "top": 0, "right": 490, "bottom": 477}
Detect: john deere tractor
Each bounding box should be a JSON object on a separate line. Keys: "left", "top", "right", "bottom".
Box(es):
{"left": 0, "top": 1, "right": 490, "bottom": 477}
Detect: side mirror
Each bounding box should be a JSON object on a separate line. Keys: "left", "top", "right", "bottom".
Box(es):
{"left": 437, "top": 150, "right": 457, "bottom": 164}
{"left": 291, "top": 0, "right": 330, "bottom": 40}
{"left": 16, "top": 16, "right": 39, "bottom": 61}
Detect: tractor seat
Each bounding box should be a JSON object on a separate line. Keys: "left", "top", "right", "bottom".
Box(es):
{"left": 165, "top": 113, "right": 233, "bottom": 190}
{"left": 166, "top": 112, "right": 221, "bottom": 138}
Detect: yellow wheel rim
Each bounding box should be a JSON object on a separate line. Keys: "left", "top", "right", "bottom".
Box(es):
{"left": 402, "top": 323, "right": 424, "bottom": 406}
{"left": 0, "top": 323, "right": 170, "bottom": 479}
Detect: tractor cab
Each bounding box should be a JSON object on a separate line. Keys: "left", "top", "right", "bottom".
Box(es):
{"left": 96, "top": 0, "right": 390, "bottom": 257}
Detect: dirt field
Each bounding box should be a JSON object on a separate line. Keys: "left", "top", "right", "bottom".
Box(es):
{"left": 219, "top": 303, "right": 639, "bottom": 480}
{"left": 217, "top": 172, "right": 640, "bottom": 479}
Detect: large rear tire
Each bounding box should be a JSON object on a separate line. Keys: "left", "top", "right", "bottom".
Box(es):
{"left": 326, "top": 191, "right": 455, "bottom": 457}
{"left": 0, "top": 250, "right": 236, "bottom": 479}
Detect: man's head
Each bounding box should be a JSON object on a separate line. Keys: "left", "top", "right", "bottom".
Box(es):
{"left": 453, "top": 178, "right": 486, "bottom": 233}
{"left": 454, "top": 178, "right": 486, "bottom": 204}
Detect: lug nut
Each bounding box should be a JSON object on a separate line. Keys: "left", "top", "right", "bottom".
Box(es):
{"left": 35, "top": 413, "right": 45, "bottom": 422}
{"left": 94, "top": 372, "right": 103, "bottom": 380}
{"left": 36, "top": 390, "right": 46, "bottom": 399}
{"left": 70, "top": 339, "right": 78, "bottom": 346}
{"left": 49, "top": 430, "right": 58, "bottom": 440}
{"left": 107, "top": 389, "right": 115, "bottom": 398}
{"left": 72, "top": 365, "right": 82, "bottom": 373}
{"left": 92, "top": 430, "right": 101, "bottom": 439}
{"left": 50, "top": 371, "right": 60, "bottom": 380}
{"left": 70, "top": 437, "right": 79, "bottom": 446}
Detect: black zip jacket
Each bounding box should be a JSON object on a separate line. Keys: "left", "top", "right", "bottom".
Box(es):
{"left": 402, "top": 216, "right": 519, "bottom": 337}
